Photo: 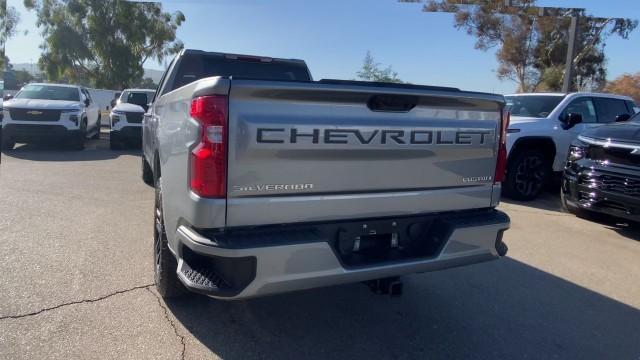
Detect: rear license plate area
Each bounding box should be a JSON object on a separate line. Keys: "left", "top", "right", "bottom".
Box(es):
{"left": 333, "top": 217, "right": 448, "bottom": 267}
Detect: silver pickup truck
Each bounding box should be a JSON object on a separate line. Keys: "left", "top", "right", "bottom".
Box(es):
{"left": 143, "top": 49, "right": 510, "bottom": 299}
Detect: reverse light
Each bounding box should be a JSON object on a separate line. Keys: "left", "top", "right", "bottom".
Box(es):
{"left": 495, "top": 111, "right": 510, "bottom": 183}
{"left": 189, "top": 95, "right": 228, "bottom": 198}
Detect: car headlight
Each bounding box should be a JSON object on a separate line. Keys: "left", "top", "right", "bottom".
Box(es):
{"left": 568, "top": 145, "right": 585, "bottom": 162}
{"left": 61, "top": 108, "right": 81, "bottom": 114}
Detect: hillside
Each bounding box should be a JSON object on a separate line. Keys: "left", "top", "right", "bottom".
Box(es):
{"left": 9, "top": 63, "right": 165, "bottom": 83}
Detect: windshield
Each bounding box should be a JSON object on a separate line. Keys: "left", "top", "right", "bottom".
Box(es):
{"left": 505, "top": 95, "right": 565, "bottom": 118}
{"left": 171, "top": 54, "right": 312, "bottom": 91}
{"left": 15, "top": 84, "right": 80, "bottom": 101}
{"left": 119, "top": 91, "right": 154, "bottom": 106}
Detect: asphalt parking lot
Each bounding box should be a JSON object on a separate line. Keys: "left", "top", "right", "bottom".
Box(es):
{"left": 1, "top": 134, "right": 639, "bottom": 360}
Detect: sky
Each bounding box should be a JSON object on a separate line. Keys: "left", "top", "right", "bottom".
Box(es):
{"left": 5, "top": 0, "right": 640, "bottom": 94}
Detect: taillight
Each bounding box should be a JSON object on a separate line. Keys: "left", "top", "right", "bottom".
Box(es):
{"left": 494, "top": 111, "right": 510, "bottom": 183}
{"left": 189, "top": 95, "right": 228, "bottom": 198}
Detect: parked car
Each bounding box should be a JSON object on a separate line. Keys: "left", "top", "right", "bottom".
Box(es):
{"left": 1, "top": 83, "right": 101, "bottom": 150}
{"left": 109, "top": 89, "right": 155, "bottom": 149}
{"left": 562, "top": 114, "right": 640, "bottom": 223}
{"left": 143, "top": 49, "right": 510, "bottom": 299}
{"left": 503, "top": 92, "right": 637, "bottom": 200}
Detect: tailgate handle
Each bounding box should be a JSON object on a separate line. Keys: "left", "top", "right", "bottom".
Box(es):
{"left": 367, "top": 95, "right": 418, "bottom": 113}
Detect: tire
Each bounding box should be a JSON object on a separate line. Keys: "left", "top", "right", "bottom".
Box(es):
{"left": 154, "top": 177, "right": 188, "bottom": 298}
{"left": 142, "top": 156, "right": 154, "bottom": 186}
{"left": 69, "top": 121, "right": 87, "bottom": 151}
{"left": 504, "top": 149, "right": 550, "bottom": 201}
{"left": 91, "top": 116, "right": 101, "bottom": 140}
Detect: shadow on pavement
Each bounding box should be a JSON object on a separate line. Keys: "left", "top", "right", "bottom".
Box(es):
{"left": 501, "top": 190, "right": 565, "bottom": 213}
{"left": 607, "top": 223, "right": 640, "bottom": 242}
{"left": 164, "top": 258, "right": 640, "bottom": 359}
{"left": 503, "top": 188, "right": 640, "bottom": 242}
{"left": 1, "top": 134, "right": 140, "bottom": 162}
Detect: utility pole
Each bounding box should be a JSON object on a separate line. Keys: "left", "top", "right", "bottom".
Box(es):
{"left": 562, "top": 12, "right": 580, "bottom": 93}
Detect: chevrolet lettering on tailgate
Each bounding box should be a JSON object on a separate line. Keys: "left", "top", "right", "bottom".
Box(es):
{"left": 257, "top": 128, "right": 493, "bottom": 145}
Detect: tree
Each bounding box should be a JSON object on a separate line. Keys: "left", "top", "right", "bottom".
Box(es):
{"left": 133, "top": 77, "right": 158, "bottom": 90}
{"left": 13, "top": 69, "right": 34, "bottom": 86}
{"left": 24, "top": 0, "right": 185, "bottom": 89}
{"left": 605, "top": 73, "right": 640, "bottom": 103}
{"left": 357, "top": 51, "right": 403, "bottom": 83}
{"left": 1, "top": 0, "right": 21, "bottom": 69}
{"left": 424, "top": 0, "right": 637, "bottom": 92}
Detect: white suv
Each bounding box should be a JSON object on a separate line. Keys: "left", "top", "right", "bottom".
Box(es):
{"left": 1, "top": 83, "right": 101, "bottom": 150}
{"left": 504, "top": 92, "right": 638, "bottom": 200}
{"left": 109, "top": 89, "right": 155, "bottom": 150}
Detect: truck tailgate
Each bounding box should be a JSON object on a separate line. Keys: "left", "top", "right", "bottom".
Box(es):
{"left": 226, "top": 80, "right": 504, "bottom": 227}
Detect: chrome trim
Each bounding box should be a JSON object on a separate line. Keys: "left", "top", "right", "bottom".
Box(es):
{"left": 578, "top": 135, "right": 640, "bottom": 151}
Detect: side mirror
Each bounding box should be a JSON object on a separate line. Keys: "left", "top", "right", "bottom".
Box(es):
{"left": 3, "top": 94, "right": 14, "bottom": 101}
{"left": 615, "top": 113, "right": 631, "bottom": 122}
{"left": 84, "top": 98, "right": 91, "bottom": 106}
{"left": 562, "top": 112, "right": 582, "bottom": 129}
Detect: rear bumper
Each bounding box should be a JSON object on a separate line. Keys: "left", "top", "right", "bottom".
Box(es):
{"left": 173, "top": 209, "right": 510, "bottom": 299}
{"left": 110, "top": 127, "right": 141, "bottom": 142}
{"left": 3, "top": 124, "right": 79, "bottom": 142}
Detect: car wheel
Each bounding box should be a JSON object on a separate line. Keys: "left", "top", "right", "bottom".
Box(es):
{"left": 504, "top": 149, "right": 550, "bottom": 201}
{"left": 69, "top": 121, "right": 87, "bottom": 150}
{"left": 142, "top": 156, "right": 154, "bottom": 186}
{"left": 154, "top": 177, "right": 188, "bottom": 298}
